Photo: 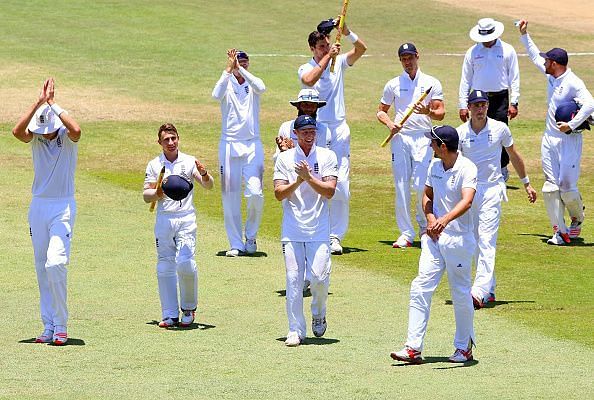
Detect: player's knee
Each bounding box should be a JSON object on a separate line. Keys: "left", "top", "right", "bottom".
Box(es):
{"left": 45, "top": 263, "right": 67, "bottom": 282}
{"left": 156, "top": 259, "right": 176, "bottom": 277}
{"left": 176, "top": 259, "right": 196, "bottom": 275}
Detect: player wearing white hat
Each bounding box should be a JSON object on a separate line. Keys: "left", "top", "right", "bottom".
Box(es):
{"left": 298, "top": 20, "right": 367, "bottom": 255}
{"left": 212, "top": 49, "right": 266, "bottom": 257}
{"left": 377, "top": 42, "right": 445, "bottom": 248}
{"left": 144, "top": 123, "right": 213, "bottom": 328}
{"left": 12, "top": 78, "right": 82, "bottom": 346}
{"left": 459, "top": 18, "right": 521, "bottom": 182}
{"left": 457, "top": 90, "right": 537, "bottom": 308}
{"left": 274, "top": 115, "right": 338, "bottom": 347}
{"left": 391, "top": 125, "right": 478, "bottom": 364}
{"left": 518, "top": 20, "right": 594, "bottom": 244}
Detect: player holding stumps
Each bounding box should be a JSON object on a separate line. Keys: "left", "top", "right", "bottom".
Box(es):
{"left": 212, "top": 49, "right": 265, "bottom": 257}
{"left": 457, "top": 90, "right": 537, "bottom": 308}
{"left": 274, "top": 115, "right": 338, "bottom": 347}
{"left": 299, "top": 18, "right": 366, "bottom": 255}
{"left": 391, "top": 126, "right": 478, "bottom": 364}
{"left": 376, "top": 42, "right": 445, "bottom": 248}
{"left": 13, "top": 78, "right": 82, "bottom": 345}
{"left": 144, "top": 123, "right": 213, "bottom": 328}
{"left": 518, "top": 20, "right": 594, "bottom": 245}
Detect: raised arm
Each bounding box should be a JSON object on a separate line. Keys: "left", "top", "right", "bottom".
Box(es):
{"left": 12, "top": 79, "right": 50, "bottom": 143}
{"left": 192, "top": 159, "right": 214, "bottom": 190}
{"left": 518, "top": 20, "right": 546, "bottom": 74}
{"left": 341, "top": 23, "right": 367, "bottom": 66}
{"left": 46, "top": 78, "right": 81, "bottom": 142}
{"left": 237, "top": 66, "right": 266, "bottom": 94}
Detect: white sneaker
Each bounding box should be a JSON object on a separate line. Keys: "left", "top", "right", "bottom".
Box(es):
{"left": 392, "top": 235, "right": 412, "bottom": 248}
{"left": 245, "top": 238, "right": 257, "bottom": 254}
{"left": 158, "top": 317, "right": 179, "bottom": 328}
{"left": 390, "top": 346, "right": 423, "bottom": 364}
{"left": 52, "top": 325, "right": 68, "bottom": 346}
{"left": 449, "top": 347, "right": 473, "bottom": 362}
{"left": 547, "top": 231, "right": 570, "bottom": 246}
{"left": 569, "top": 218, "right": 583, "bottom": 239}
{"left": 284, "top": 331, "right": 302, "bottom": 347}
{"left": 225, "top": 248, "right": 240, "bottom": 257}
{"left": 180, "top": 310, "right": 195, "bottom": 327}
{"left": 35, "top": 329, "right": 54, "bottom": 343}
{"left": 312, "top": 316, "right": 327, "bottom": 338}
{"left": 330, "top": 237, "right": 343, "bottom": 255}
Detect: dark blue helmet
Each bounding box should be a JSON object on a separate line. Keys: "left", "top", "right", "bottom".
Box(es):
{"left": 162, "top": 175, "right": 193, "bottom": 201}
{"left": 555, "top": 101, "right": 590, "bottom": 132}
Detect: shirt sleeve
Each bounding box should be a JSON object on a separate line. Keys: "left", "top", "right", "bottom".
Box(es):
{"left": 501, "top": 124, "right": 514, "bottom": 148}
{"left": 212, "top": 71, "right": 231, "bottom": 100}
{"left": 520, "top": 34, "right": 546, "bottom": 74}
{"left": 321, "top": 150, "right": 339, "bottom": 179}
{"left": 425, "top": 162, "right": 434, "bottom": 188}
{"left": 431, "top": 78, "right": 444, "bottom": 101}
{"left": 144, "top": 161, "right": 158, "bottom": 186}
{"left": 461, "top": 161, "right": 478, "bottom": 190}
{"left": 298, "top": 62, "right": 314, "bottom": 84}
{"left": 568, "top": 79, "right": 594, "bottom": 131}
{"left": 380, "top": 81, "right": 395, "bottom": 107}
{"left": 238, "top": 66, "right": 266, "bottom": 94}
{"left": 458, "top": 47, "right": 474, "bottom": 109}
{"left": 273, "top": 153, "right": 290, "bottom": 182}
{"left": 507, "top": 46, "right": 521, "bottom": 104}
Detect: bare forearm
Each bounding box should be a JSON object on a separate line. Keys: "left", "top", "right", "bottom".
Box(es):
{"left": 12, "top": 100, "right": 41, "bottom": 143}
{"left": 305, "top": 177, "right": 336, "bottom": 199}
{"left": 274, "top": 179, "right": 303, "bottom": 201}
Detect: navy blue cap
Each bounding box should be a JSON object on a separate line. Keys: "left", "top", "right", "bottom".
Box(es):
{"left": 398, "top": 43, "right": 418, "bottom": 57}
{"left": 317, "top": 18, "right": 335, "bottom": 35}
{"left": 555, "top": 101, "right": 590, "bottom": 131}
{"left": 236, "top": 50, "right": 249, "bottom": 60}
{"left": 468, "top": 89, "right": 489, "bottom": 104}
{"left": 425, "top": 125, "right": 459, "bottom": 149}
{"left": 294, "top": 115, "right": 317, "bottom": 130}
{"left": 162, "top": 175, "right": 193, "bottom": 201}
{"left": 539, "top": 48, "right": 568, "bottom": 66}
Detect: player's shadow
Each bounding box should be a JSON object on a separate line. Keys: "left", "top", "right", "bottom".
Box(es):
{"left": 379, "top": 240, "right": 421, "bottom": 249}
{"left": 276, "top": 289, "right": 332, "bottom": 298}
{"left": 505, "top": 185, "right": 520, "bottom": 190}
{"left": 215, "top": 251, "right": 268, "bottom": 257}
{"left": 444, "top": 299, "right": 535, "bottom": 308}
{"left": 19, "top": 337, "right": 86, "bottom": 346}
{"left": 276, "top": 337, "right": 340, "bottom": 346}
{"left": 519, "top": 233, "right": 593, "bottom": 247}
{"left": 341, "top": 246, "right": 368, "bottom": 254}
{"left": 146, "top": 320, "right": 216, "bottom": 331}
{"left": 391, "top": 357, "right": 478, "bottom": 368}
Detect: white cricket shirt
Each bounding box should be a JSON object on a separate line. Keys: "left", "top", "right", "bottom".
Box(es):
{"left": 457, "top": 118, "right": 513, "bottom": 184}
{"left": 459, "top": 39, "right": 520, "bottom": 109}
{"left": 31, "top": 126, "right": 78, "bottom": 198}
{"left": 273, "top": 145, "right": 338, "bottom": 242}
{"left": 520, "top": 34, "right": 594, "bottom": 137}
{"left": 380, "top": 69, "right": 444, "bottom": 133}
{"left": 426, "top": 154, "right": 477, "bottom": 234}
{"left": 298, "top": 54, "right": 349, "bottom": 124}
{"left": 212, "top": 67, "right": 266, "bottom": 141}
{"left": 145, "top": 151, "right": 197, "bottom": 214}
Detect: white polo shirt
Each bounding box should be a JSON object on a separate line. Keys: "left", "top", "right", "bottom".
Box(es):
{"left": 145, "top": 151, "right": 197, "bottom": 214}
{"left": 212, "top": 67, "right": 266, "bottom": 142}
{"left": 459, "top": 39, "right": 520, "bottom": 109}
{"left": 426, "top": 154, "right": 477, "bottom": 234}
{"left": 520, "top": 34, "right": 594, "bottom": 137}
{"left": 380, "top": 69, "right": 444, "bottom": 133}
{"left": 298, "top": 54, "right": 349, "bottom": 124}
{"left": 273, "top": 145, "right": 338, "bottom": 242}
{"left": 31, "top": 126, "right": 78, "bottom": 199}
{"left": 457, "top": 118, "right": 513, "bottom": 184}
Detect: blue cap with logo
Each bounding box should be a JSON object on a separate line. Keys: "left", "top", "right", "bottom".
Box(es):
{"left": 424, "top": 125, "right": 459, "bottom": 149}
{"left": 539, "top": 48, "right": 568, "bottom": 66}
{"left": 555, "top": 101, "right": 590, "bottom": 132}
{"left": 236, "top": 50, "right": 249, "bottom": 60}
{"left": 294, "top": 114, "right": 317, "bottom": 130}
{"left": 468, "top": 89, "right": 489, "bottom": 104}
{"left": 398, "top": 43, "right": 418, "bottom": 57}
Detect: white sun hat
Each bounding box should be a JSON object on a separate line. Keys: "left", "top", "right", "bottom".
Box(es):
{"left": 27, "top": 105, "right": 64, "bottom": 134}
{"left": 469, "top": 18, "right": 505, "bottom": 43}
{"left": 289, "top": 88, "right": 327, "bottom": 108}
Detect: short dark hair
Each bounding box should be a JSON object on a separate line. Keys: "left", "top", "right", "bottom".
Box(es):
{"left": 308, "top": 31, "right": 328, "bottom": 48}
{"left": 158, "top": 123, "right": 178, "bottom": 140}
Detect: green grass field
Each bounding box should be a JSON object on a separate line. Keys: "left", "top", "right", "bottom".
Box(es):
{"left": 1, "top": 1, "right": 593, "bottom": 398}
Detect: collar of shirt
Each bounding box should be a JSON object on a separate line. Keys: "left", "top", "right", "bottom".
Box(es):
{"left": 159, "top": 152, "right": 182, "bottom": 166}
{"left": 295, "top": 142, "right": 317, "bottom": 159}
{"left": 480, "top": 39, "right": 502, "bottom": 50}
{"left": 400, "top": 68, "right": 423, "bottom": 83}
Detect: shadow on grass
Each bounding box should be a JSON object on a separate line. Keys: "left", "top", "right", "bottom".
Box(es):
{"left": 276, "top": 337, "right": 340, "bottom": 346}
{"left": 19, "top": 338, "right": 86, "bottom": 346}
{"left": 519, "top": 234, "right": 592, "bottom": 247}
{"left": 506, "top": 185, "right": 520, "bottom": 190}
{"left": 215, "top": 250, "right": 268, "bottom": 257}
{"left": 276, "top": 289, "right": 333, "bottom": 298}
{"left": 341, "top": 246, "right": 368, "bottom": 254}
{"left": 378, "top": 240, "right": 421, "bottom": 249}
{"left": 444, "top": 299, "right": 535, "bottom": 308}
{"left": 145, "top": 320, "right": 216, "bottom": 331}
{"left": 391, "top": 357, "right": 478, "bottom": 368}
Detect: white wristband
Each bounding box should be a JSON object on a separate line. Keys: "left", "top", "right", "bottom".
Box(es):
{"left": 520, "top": 176, "right": 530, "bottom": 185}
{"left": 50, "top": 103, "right": 66, "bottom": 116}
{"left": 346, "top": 31, "right": 358, "bottom": 43}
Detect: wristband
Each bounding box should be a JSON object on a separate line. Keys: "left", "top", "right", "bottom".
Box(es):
{"left": 200, "top": 170, "right": 208, "bottom": 177}
{"left": 50, "top": 103, "right": 66, "bottom": 116}
{"left": 520, "top": 176, "right": 530, "bottom": 185}
{"left": 346, "top": 31, "right": 358, "bottom": 43}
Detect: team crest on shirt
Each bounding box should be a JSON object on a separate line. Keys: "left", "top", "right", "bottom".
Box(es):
{"left": 244, "top": 86, "right": 250, "bottom": 94}
{"left": 56, "top": 136, "right": 62, "bottom": 148}
{"left": 314, "top": 163, "right": 319, "bottom": 174}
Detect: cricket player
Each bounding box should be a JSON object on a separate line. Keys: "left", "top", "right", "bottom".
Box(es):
{"left": 212, "top": 49, "right": 265, "bottom": 257}
{"left": 459, "top": 18, "right": 521, "bottom": 182}
{"left": 457, "top": 90, "right": 537, "bottom": 308}
{"left": 391, "top": 125, "right": 478, "bottom": 364}
{"left": 273, "top": 115, "right": 338, "bottom": 347}
{"left": 298, "top": 19, "right": 367, "bottom": 255}
{"left": 377, "top": 42, "right": 445, "bottom": 248}
{"left": 518, "top": 20, "right": 594, "bottom": 244}
{"left": 12, "top": 78, "right": 82, "bottom": 345}
{"left": 144, "top": 123, "right": 214, "bottom": 328}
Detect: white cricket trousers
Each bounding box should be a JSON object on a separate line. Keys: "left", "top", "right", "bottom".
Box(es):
{"left": 219, "top": 139, "right": 264, "bottom": 251}
{"left": 155, "top": 211, "right": 198, "bottom": 319}
{"left": 28, "top": 197, "right": 76, "bottom": 330}
{"left": 283, "top": 241, "right": 331, "bottom": 339}
{"left": 390, "top": 130, "right": 432, "bottom": 242}
{"left": 327, "top": 121, "right": 350, "bottom": 241}
{"left": 405, "top": 232, "right": 476, "bottom": 352}
{"left": 470, "top": 183, "right": 505, "bottom": 301}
